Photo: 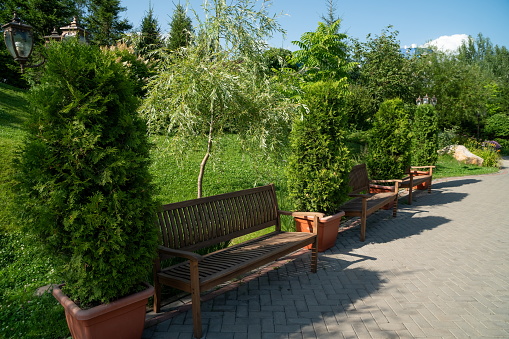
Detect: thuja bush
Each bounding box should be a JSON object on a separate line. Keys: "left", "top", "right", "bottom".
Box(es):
{"left": 366, "top": 99, "right": 412, "bottom": 179}
{"left": 15, "top": 39, "right": 158, "bottom": 306}
{"left": 411, "top": 104, "right": 439, "bottom": 166}
{"left": 287, "top": 80, "right": 351, "bottom": 215}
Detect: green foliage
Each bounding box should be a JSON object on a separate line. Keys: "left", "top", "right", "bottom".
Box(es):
{"left": 287, "top": 80, "right": 351, "bottom": 215}
{"left": 366, "top": 98, "right": 412, "bottom": 179}
{"left": 411, "top": 104, "right": 439, "bottom": 166}
{"left": 350, "top": 27, "right": 416, "bottom": 115}
{"left": 14, "top": 39, "right": 158, "bottom": 305}
{"left": 472, "top": 147, "right": 501, "bottom": 168}
{"left": 141, "top": 0, "right": 290, "bottom": 197}
{"left": 103, "top": 42, "right": 154, "bottom": 97}
{"left": 167, "top": 3, "right": 194, "bottom": 51}
{"left": 85, "top": 0, "right": 132, "bottom": 46}
{"left": 485, "top": 113, "right": 509, "bottom": 138}
{"left": 291, "top": 20, "right": 354, "bottom": 82}
{"left": 135, "top": 5, "right": 163, "bottom": 55}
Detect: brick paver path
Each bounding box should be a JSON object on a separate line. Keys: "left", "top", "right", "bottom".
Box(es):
{"left": 143, "top": 158, "right": 509, "bottom": 339}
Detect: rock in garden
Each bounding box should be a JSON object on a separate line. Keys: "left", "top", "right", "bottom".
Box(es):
{"left": 438, "top": 145, "right": 484, "bottom": 166}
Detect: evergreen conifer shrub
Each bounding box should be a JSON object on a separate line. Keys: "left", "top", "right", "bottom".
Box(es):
{"left": 287, "top": 80, "right": 351, "bottom": 215}
{"left": 366, "top": 99, "right": 412, "bottom": 179}
{"left": 411, "top": 104, "right": 439, "bottom": 166}
{"left": 15, "top": 39, "right": 158, "bottom": 306}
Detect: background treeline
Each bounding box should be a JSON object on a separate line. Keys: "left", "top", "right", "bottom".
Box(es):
{"left": 2, "top": 0, "right": 508, "bottom": 146}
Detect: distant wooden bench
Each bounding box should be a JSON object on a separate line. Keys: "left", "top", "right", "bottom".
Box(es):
{"left": 339, "top": 164, "right": 400, "bottom": 242}
{"left": 153, "top": 184, "right": 323, "bottom": 339}
{"left": 400, "top": 166, "right": 435, "bottom": 204}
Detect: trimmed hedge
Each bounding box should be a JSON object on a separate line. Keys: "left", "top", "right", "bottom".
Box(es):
{"left": 366, "top": 98, "right": 412, "bottom": 179}
{"left": 15, "top": 39, "right": 158, "bottom": 306}
{"left": 287, "top": 80, "right": 351, "bottom": 215}
{"left": 411, "top": 104, "right": 439, "bottom": 166}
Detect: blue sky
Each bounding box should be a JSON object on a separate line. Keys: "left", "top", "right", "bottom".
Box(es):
{"left": 119, "top": 0, "right": 509, "bottom": 52}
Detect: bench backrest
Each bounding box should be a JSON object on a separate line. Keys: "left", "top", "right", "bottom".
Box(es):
{"left": 156, "top": 184, "right": 281, "bottom": 252}
{"left": 348, "top": 163, "right": 370, "bottom": 194}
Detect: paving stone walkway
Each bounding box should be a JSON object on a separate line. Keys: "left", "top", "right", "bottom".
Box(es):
{"left": 143, "top": 158, "right": 509, "bottom": 339}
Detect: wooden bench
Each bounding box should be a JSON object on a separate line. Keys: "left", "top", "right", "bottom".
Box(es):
{"left": 153, "top": 184, "right": 323, "bottom": 339}
{"left": 339, "top": 164, "right": 401, "bottom": 242}
{"left": 400, "top": 166, "right": 435, "bottom": 204}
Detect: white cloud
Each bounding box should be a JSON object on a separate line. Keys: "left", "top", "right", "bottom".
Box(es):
{"left": 423, "top": 34, "right": 470, "bottom": 53}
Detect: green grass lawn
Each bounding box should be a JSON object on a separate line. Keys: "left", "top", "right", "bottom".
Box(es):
{"left": 433, "top": 153, "right": 500, "bottom": 179}
{"left": 0, "top": 82, "right": 503, "bottom": 338}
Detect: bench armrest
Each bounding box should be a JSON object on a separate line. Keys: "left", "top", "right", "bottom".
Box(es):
{"left": 279, "top": 210, "right": 326, "bottom": 218}
{"left": 157, "top": 245, "right": 203, "bottom": 262}
{"left": 407, "top": 166, "right": 435, "bottom": 176}
{"left": 349, "top": 193, "right": 371, "bottom": 198}
{"left": 370, "top": 179, "right": 402, "bottom": 184}
{"left": 410, "top": 166, "right": 435, "bottom": 169}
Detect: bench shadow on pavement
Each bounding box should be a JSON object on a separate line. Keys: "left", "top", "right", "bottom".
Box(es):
{"left": 144, "top": 180, "right": 470, "bottom": 338}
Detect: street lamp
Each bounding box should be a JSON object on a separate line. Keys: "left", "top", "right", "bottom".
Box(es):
{"left": 2, "top": 12, "right": 36, "bottom": 72}
{"left": 60, "top": 17, "right": 87, "bottom": 42}
{"left": 3, "top": 14, "right": 87, "bottom": 72}
{"left": 416, "top": 94, "right": 437, "bottom": 106}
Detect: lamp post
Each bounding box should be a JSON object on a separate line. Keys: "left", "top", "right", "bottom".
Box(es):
{"left": 3, "top": 14, "right": 87, "bottom": 72}
{"left": 2, "top": 12, "right": 36, "bottom": 73}
{"left": 416, "top": 94, "right": 437, "bottom": 106}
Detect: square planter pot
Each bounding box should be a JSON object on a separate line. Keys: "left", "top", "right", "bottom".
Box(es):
{"left": 294, "top": 211, "right": 345, "bottom": 252}
{"left": 53, "top": 282, "right": 154, "bottom": 339}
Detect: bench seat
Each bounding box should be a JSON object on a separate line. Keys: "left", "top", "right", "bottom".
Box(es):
{"left": 157, "top": 231, "right": 316, "bottom": 292}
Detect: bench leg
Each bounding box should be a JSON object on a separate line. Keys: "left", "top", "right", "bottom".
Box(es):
{"left": 310, "top": 237, "right": 318, "bottom": 273}
{"left": 392, "top": 196, "right": 398, "bottom": 217}
{"left": 153, "top": 260, "right": 162, "bottom": 313}
{"left": 407, "top": 187, "right": 413, "bottom": 204}
{"left": 190, "top": 261, "right": 203, "bottom": 339}
{"left": 360, "top": 198, "right": 367, "bottom": 242}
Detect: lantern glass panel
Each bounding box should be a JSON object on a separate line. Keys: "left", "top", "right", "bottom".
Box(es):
{"left": 3, "top": 30, "right": 16, "bottom": 58}
{"left": 13, "top": 29, "right": 33, "bottom": 58}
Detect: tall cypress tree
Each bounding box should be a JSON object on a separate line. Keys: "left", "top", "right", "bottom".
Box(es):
{"left": 167, "top": 3, "right": 193, "bottom": 51}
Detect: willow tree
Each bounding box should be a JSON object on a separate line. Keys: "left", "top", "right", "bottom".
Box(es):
{"left": 140, "top": 0, "right": 290, "bottom": 198}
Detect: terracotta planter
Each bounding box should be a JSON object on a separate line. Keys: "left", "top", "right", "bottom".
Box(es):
{"left": 369, "top": 184, "right": 395, "bottom": 210}
{"left": 53, "top": 282, "right": 154, "bottom": 339}
{"left": 294, "top": 211, "right": 345, "bottom": 252}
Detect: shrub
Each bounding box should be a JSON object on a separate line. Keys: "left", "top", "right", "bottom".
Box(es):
{"left": 411, "top": 104, "right": 439, "bottom": 166}
{"left": 366, "top": 99, "right": 412, "bottom": 179}
{"left": 14, "top": 39, "right": 158, "bottom": 306}
{"left": 485, "top": 113, "right": 509, "bottom": 139}
{"left": 286, "top": 80, "right": 351, "bottom": 215}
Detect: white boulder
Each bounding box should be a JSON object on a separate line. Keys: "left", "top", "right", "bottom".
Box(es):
{"left": 438, "top": 145, "right": 484, "bottom": 166}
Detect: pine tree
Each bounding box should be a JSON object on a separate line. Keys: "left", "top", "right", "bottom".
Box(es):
{"left": 85, "top": 0, "right": 132, "bottom": 46}
{"left": 138, "top": 6, "right": 162, "bottom": 55}
{"left": 167, "top": 4, "right": 193, "bottom": 51}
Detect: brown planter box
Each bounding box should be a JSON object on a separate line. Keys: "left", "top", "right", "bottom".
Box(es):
{"left": 294, "top": 211, "right": 345, "bottom": 252}
{"left": 53, "top": 282, "right": 153, "bottom": 339}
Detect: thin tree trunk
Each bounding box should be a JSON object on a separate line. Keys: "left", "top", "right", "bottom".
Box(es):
{"left": 197, "top": 120, "right": 214, "bottom": 198}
